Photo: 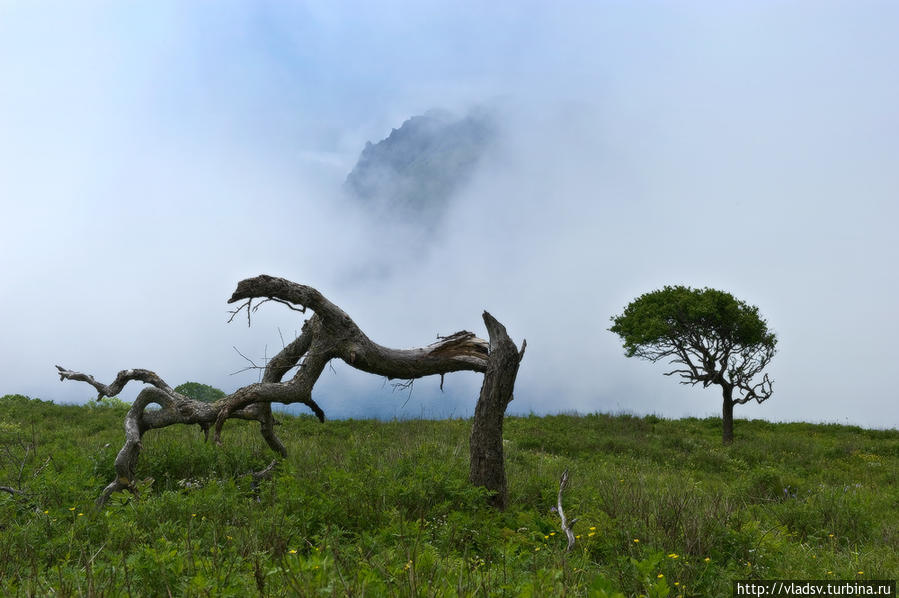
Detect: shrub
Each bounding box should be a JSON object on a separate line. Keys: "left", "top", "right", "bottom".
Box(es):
{"left": 174, "top": 382, "right": 226, "bottom": 403}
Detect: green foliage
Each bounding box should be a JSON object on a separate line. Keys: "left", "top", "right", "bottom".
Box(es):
{"left": 87, "top": 395, "right": 131, "bottom": 411}
{"left": 610, "top": 285, "right": 776, "bottom": 359}
{"left": 0, "top": 395, "right": 896, "bottom": 595}
{"left": 174, "top": 381, "right": 226, "bottom": 403}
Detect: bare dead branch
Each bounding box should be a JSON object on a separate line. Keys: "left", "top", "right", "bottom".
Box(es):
{"left": 55, "top": 366, "right": 173, "bottom": 400}
{"left": 253, "top": 297, "right": 306, "bottom": 314}
{"left": 469, "top": 311, "right": 526, "bottom": 509}
{"left": 230, "top": 346, "right": 265, "bottom": 377}
{"left": 60, "top": 276, "right": 518, "bottom": 507}
{"left": 550, "top": 469, "right": 578, "bottom": 551}
{"left": 227, "top": 299, "right": 252, "bottom": 326}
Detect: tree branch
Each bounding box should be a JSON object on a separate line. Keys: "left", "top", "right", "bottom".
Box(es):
{"left": 550, "top": 469, "right": 578, "bottom": 551}
{"left": 59, "top": 275, "right": 508, "bottom": 505}
{"left": 55, "top": 366, "right": 174, "bottom": 400}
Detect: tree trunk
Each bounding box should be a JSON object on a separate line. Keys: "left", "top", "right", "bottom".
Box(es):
{"left": 721, "top": 384, "right": 735, "bottom": 445}
{"left": 469, "top": 312, "right": 526, "bottom": 510}
{"left": 57, "top": 275, "right": 522, "bottom": 507}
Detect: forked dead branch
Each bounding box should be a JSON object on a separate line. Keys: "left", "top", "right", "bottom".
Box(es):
{"left": 56, "top": 275, "right": 524, "bottom": 507}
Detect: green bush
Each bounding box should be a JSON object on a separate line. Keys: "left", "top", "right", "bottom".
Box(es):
{"left": 174, "top": 381, "right": 226, "bottom": 403}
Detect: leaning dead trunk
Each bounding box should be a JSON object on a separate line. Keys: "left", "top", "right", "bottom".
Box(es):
{"left": 469, "top": 313, "right": 525, "bottom": 509}
{"left": 56, "top": 275, "right": 523, "bottom": 507}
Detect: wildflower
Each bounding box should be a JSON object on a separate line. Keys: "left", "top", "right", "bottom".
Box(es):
{"left": 191, "top": 513, "right": 196, "bottom": 517}
{"left": 575, "top": 535, "right": 581, "bottom": 539}
{"left": 827, "top": 571, "right": 833, "bottom": 575}
{"left": 668, "top": 553, "right": 678, "bottom": 559}
{"left": 704, "top": 557, "right": 711, "bottom": 563}
{"left": 589, "top": 526, "right": 596, "bottom": 531}
{"left": 828, "top": 533, "right": 834, "bottom": 538}
{"left": 43, "top": 510, "right": 48, "bottom": 514}
{"left": 78, "top": 513, "right": 84, "bottom": 517}
{"left": 588, "top": 532, "right": 596, "bottom": 537}
{"left": 535, "top": 547, "right": 541, "bottom": 552}
{"left": 68, "top": 507, "right": 76, "bottom": 511}
{"left": 288, "top": 549, "right": 297, "bottom": 554}
{"left": 857, "top": 571, "right": 863, "bottom": 575}
{"left": 633, "top": 538, "right": 640, "bottom": 543}
{"left": 657, "top": 574, "right": 664, "bottom": 578}
{"left": 544, "top": 535, "right": 549, "bottom": 540}
{"left": 675, "top": 582, "right": 680, "bottom": 586}
{"left": 549, "top": 532, "right": 556, "bottom": 536}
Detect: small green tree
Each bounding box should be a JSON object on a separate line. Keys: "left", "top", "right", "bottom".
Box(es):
{"left": 610, "top": 286, "right": 776, "bottom": 444}
{"left": 174, "top": 381, "right": 226, "bottom": 403}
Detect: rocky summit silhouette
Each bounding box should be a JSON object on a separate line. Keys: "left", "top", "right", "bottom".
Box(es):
{"left": 344, "top": 108, "right": 495, "bottom": 225}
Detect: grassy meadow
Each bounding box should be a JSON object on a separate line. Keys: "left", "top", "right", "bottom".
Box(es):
{"left": 1, "top": 393, "right": 897, "bottom": 596}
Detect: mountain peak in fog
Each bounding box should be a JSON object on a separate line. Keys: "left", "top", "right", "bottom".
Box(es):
{"left": 344, "top": 108, "right": 495, "bottom": 224}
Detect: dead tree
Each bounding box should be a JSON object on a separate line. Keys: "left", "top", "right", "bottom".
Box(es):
{"left": 469, "top": 314, "right": 525, "bottom": 509}
{"left": 56, "top": 275, "right": 524, "bottom": 507}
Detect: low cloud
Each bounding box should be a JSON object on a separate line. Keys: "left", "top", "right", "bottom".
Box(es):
{"left": 1, "top": 3, "right": 896, "bottom": 428}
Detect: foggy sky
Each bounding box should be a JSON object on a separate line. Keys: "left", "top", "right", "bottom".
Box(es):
{"left": 1, "top": 2, "right": 897, "bottom": 428}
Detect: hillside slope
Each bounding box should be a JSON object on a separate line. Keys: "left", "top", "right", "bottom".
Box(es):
{"left": 1, "top": 394, "right": 896, "bottom": 595}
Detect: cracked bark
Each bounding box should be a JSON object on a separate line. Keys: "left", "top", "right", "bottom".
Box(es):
{"left": 468, "top": 312, "right": 526, "bottom": 509}
{"left": 56, "top": 275, "right": 522, "bottom": 507}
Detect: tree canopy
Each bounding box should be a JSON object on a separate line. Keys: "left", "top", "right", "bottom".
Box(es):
{"left": 610, "top": 285, "right": 777, "bottom": 443}
{"left": 174, "top": 381, "right": 226, "bottom": 403}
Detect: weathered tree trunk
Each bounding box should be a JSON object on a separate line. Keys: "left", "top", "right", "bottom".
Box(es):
{"left": 469, "top": 313, "right": 525, "bottom": 509}
{"left": 722, "top": 385, "right": 735, "bottom": 445}
{"left": 56, "top": 275, "right": 523, "bottom": 507}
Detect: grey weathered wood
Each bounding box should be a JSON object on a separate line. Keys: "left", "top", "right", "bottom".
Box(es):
{"left": 468, "top": 312, "right": 526, "bottom": 509}
{"left": 552, "top": 469, "right": 578, "bottom": 551}
{"left": 57, "top": 275, "right": 520, "bottom": 507}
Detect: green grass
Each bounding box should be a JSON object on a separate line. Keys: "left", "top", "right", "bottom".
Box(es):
{"left": 1, "top": 394, "right": 897, "bottom": 596}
